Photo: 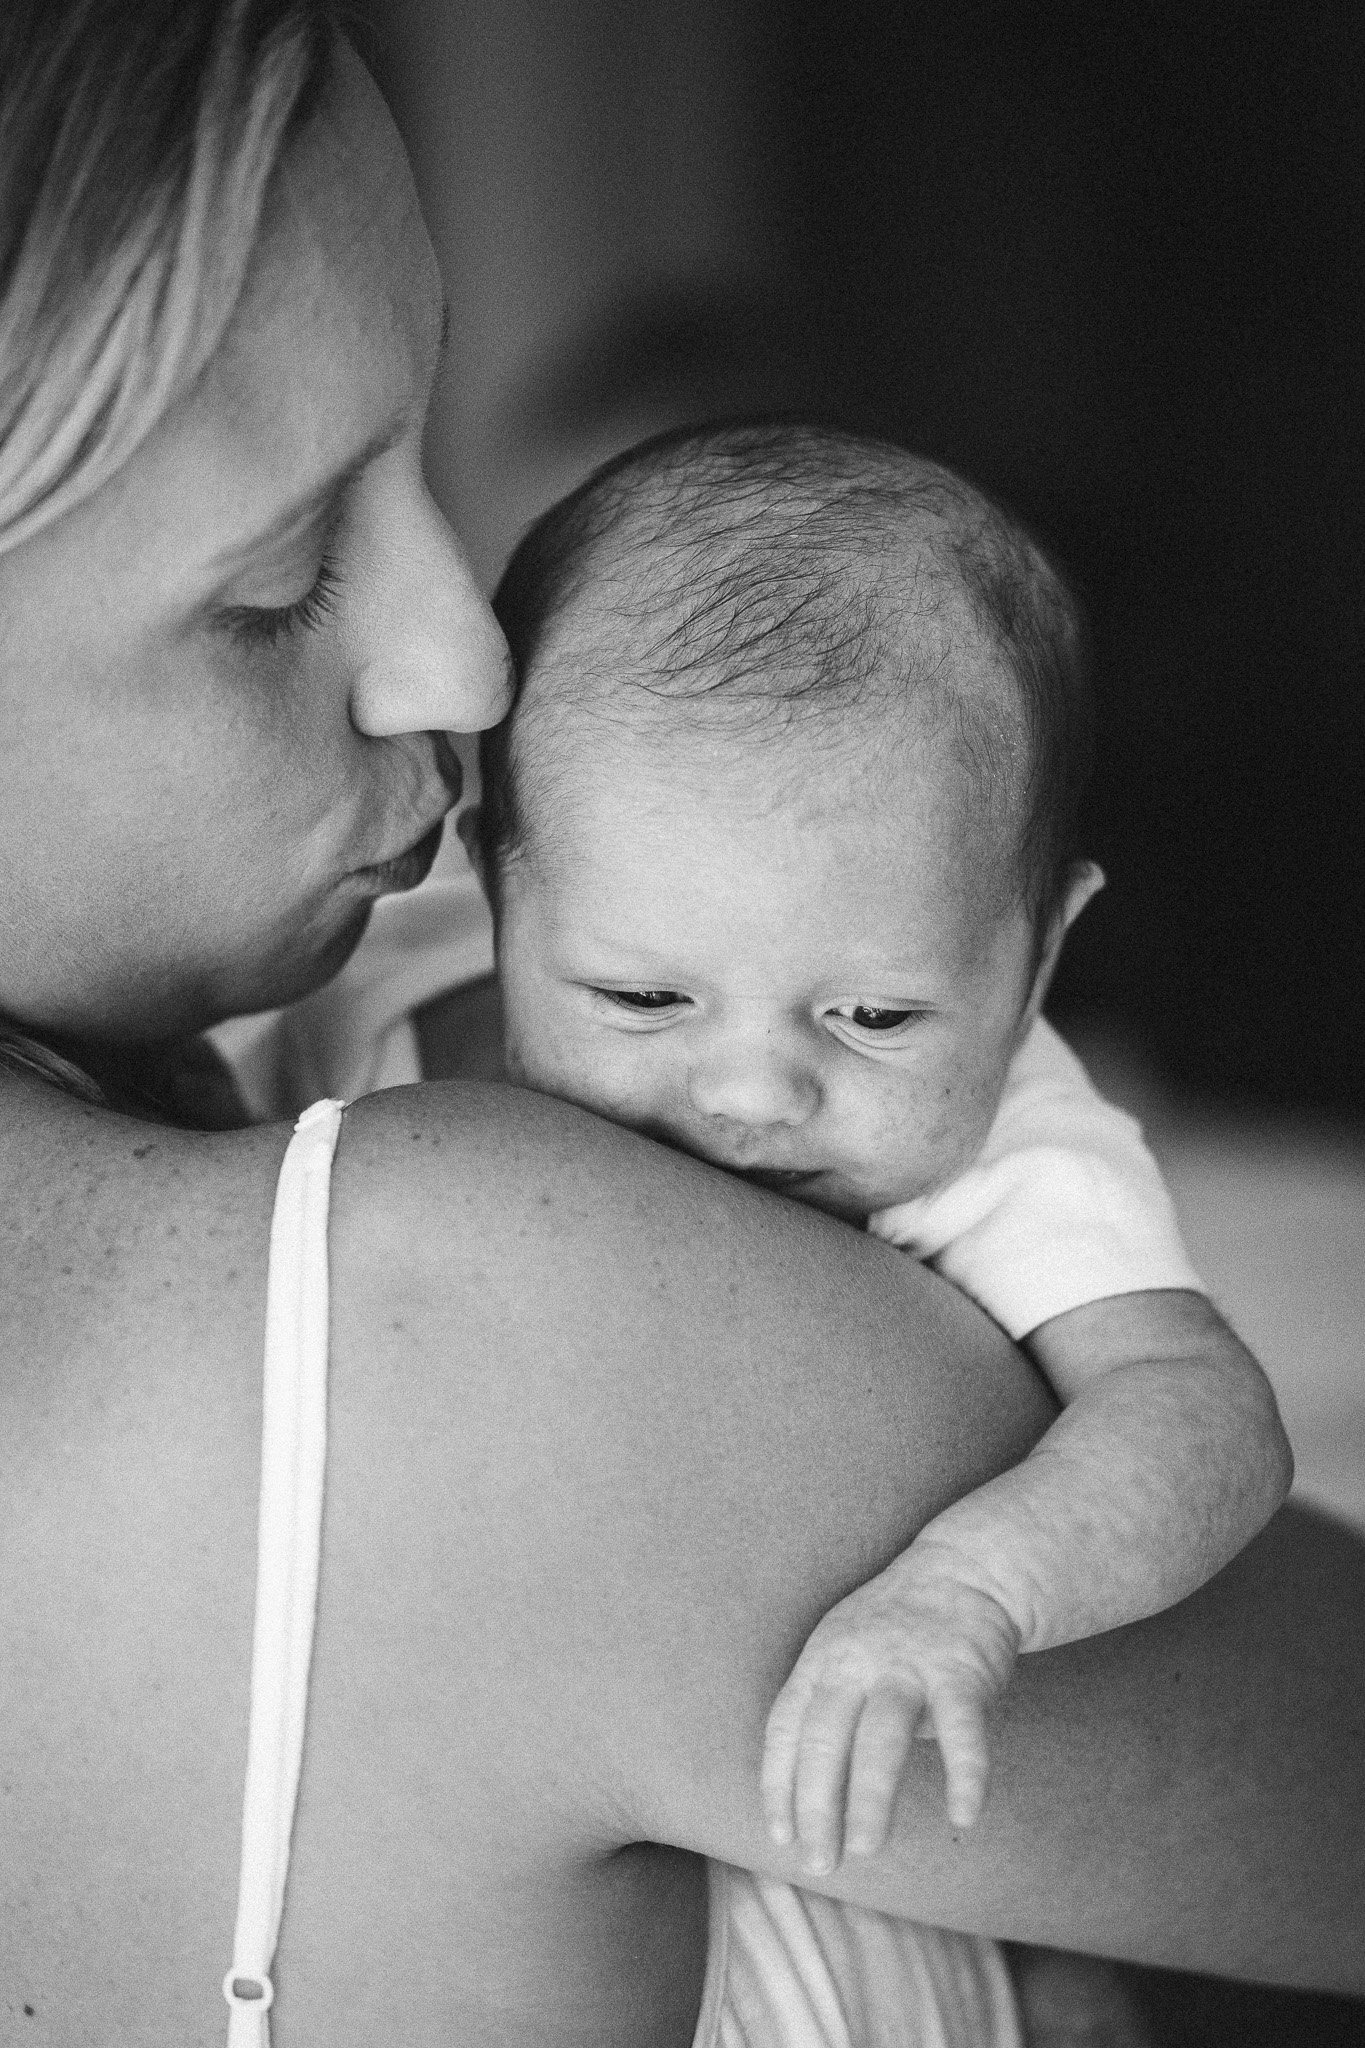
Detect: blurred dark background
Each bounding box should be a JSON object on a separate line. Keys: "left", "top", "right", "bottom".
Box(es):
{"left": 375, "top": 0, "right": 1363, "bottom": 1121}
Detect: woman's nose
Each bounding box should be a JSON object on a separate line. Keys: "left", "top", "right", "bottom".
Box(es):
{"left": 346, "top": 475, "right": 513, "bottom": 738}
{"left": 686, "top": 1034, "right": 821, "bottom": 1131}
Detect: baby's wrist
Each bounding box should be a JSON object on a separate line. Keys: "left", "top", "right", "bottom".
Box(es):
{"left": 894, "top": 1530, "right": 1035, "bottom": 1653}
{"left": 881, "top": 1538, "right": 1025, "bottom": 1647}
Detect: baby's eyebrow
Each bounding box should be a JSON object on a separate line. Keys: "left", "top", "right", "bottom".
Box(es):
{"left": 560, "top": 921, "right": 684, "bottom": 967}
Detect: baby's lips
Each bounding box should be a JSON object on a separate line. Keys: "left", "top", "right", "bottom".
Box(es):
{"left": 733, "top": 1165, "right": 823, "bottom": 1193}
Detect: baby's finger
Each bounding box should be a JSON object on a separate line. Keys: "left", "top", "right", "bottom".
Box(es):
{"left": 760, "top": 1674, "right": 815, "bottom": 1847}
{"left": 843, "top": 1685, "right": 921, "bottom": 1858}
{"left": 930, "top": 1689, "right": 992, "bottom": 1831}
{"left": 792, "top": 1681, "right": 864, "bottom": 1876}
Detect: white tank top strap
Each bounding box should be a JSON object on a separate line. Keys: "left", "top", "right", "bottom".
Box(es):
{"left": 223, "top": 1100, "right": 345, "bottom": 2047}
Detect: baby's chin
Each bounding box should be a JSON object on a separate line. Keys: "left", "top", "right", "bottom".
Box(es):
{"left": 723, "top": 1166, "right": 877, "bottom": 1226}
{"left": 769, "top": 1162, "right": 970, "bottom": 1227}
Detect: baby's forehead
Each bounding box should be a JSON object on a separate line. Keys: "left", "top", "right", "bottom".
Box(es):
{"left": 523, "top": 553, "right": 1029, "bottom": 871}
{"left": 524, "top": 685, "right": 1027, "bottom": 941}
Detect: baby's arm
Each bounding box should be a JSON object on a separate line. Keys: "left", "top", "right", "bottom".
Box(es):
{"left": 761, "top": 1288, "right": 1292, "bottom": 1872}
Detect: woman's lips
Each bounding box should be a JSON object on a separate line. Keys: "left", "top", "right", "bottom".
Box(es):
{"left": 355, "top": 734, "right": 465, "bottom": 895}
{"left": 362, "top": 815, "right": 447, "bottom": 895}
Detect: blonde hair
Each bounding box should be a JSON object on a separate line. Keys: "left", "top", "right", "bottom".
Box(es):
{"left": 0, "top": 0, "right": 335, "bottom": 556}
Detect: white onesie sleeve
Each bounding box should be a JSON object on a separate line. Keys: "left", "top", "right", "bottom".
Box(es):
{"left": 868, "top": 1019, "right": 1205, "bottom": 1340}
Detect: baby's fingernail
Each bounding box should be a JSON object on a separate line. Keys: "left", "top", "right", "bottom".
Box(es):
{"left": 845, "top": 1832, "right": 873, "bottom": 1858}
{"left": 801, "top": 1849, "right": 834, "bottom": 1877}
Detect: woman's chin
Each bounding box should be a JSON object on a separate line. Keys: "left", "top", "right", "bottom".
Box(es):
{"left": 31, "top": 835, "right": 442, "bottom": 1043}
{"left": 219, "top": 900, "right": 377, "bottom": 1024}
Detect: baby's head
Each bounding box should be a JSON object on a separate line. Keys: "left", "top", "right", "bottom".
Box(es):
{"left": 475, "top": 423, "right": 1099, "bottom": 1221}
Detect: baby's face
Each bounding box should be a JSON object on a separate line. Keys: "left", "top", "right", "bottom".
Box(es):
{"left": 495, "top": 725, "right": 1043, "bottom": 1222}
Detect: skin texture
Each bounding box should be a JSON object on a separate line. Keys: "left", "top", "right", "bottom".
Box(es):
{"left": 1, "top": 37, "right": 1363, "bottom": 2048}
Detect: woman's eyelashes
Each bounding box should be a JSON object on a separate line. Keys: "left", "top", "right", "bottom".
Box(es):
{"left": 217, "top": 549, "right": 345, "bottom": 651}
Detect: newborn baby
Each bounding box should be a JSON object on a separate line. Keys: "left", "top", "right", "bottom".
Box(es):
{"left": 467, "top": 422, "right": 1292, "bottom": 1876}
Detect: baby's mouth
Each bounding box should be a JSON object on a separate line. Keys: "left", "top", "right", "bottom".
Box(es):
{"left": 637, "top": 1126, "right": 827, "bottom": 1198}
{"left": 734, "top": 1165, "right": 823, "bottom": 1193}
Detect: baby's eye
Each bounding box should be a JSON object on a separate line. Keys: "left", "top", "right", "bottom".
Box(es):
{"left": 593, "top": 988, "right": 689, "bottom": 1012}
{"left": 848, "top": 1005, "right": 914, "bottom": 1029}
{"left": 830, "top": 1003, "right": 922, "bottom": 1037}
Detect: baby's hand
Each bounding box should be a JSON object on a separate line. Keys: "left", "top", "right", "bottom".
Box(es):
{"left": 760, "top": 1545, "right": 1021, "bottom": 1874}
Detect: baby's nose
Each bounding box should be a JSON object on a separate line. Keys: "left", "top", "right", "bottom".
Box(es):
{"left": 686, "top": 1040, "right": 820, "bottom": 1130}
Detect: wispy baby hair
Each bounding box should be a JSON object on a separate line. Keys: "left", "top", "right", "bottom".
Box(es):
{"left": 0, "top": 0, "right": 336, "bottom": 557}
{"left": 483, "top": 421, "right": 1094, "bottom": 928}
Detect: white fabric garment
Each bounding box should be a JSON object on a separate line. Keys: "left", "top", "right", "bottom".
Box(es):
{"left": 870, "top": 1019, "right": 1204, "bottom": 1339}
{"left": 695, "top": 1865, "right": 1023, "bottom": 2048}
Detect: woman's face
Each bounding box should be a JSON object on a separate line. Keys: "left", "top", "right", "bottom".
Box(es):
{"left": 0, "top": 47, "right": 512, "bottom": 1040}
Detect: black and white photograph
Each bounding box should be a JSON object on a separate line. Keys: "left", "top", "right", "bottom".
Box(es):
{"left": 1, "top": 3, "right": 1361, "bottom": 2042}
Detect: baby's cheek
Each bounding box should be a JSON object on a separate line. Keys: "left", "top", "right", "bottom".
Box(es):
{"left": 577, "top": 1047, "right": 674, "bottom": 1132}
{"left": 498, "top": 952, "right": 591, "bottom": 1101}
{"left": 506, "top": 1014, "right": 651, "bottom": 1130}
{"left": 506, "top": 1021, "right": 590, "bottom": 1104}
{"left": 500, "top": 984, "right": 581, "bottom": 1095}
{"left": 865, "top": 1061, "right": 1001, "bottom": 1203}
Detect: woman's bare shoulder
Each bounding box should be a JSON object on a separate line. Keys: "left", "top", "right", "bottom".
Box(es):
{"left": 1, "top": 1066, "right": 287, "bottom": 1363}
{"left": 0, "top": 1062, "right": 1034, "bottom": 2040}
{"left": 0, "top": 1067, "right": 723, "bottom": 2038}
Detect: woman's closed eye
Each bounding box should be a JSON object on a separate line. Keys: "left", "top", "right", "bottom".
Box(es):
{"left": 217, "top": 550, "right": 345, "bottom": 650}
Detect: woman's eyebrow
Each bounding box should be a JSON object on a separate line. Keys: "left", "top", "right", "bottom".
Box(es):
{"left": 207, "top": 421, "right": 403, "bottom": 573}
{"left": 207, "top": 297, "right": 448, "bottom": 577}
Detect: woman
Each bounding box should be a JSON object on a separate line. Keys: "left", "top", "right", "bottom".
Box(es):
{"left": 1, "top": 5, "right": 1362, "bottom": 2042}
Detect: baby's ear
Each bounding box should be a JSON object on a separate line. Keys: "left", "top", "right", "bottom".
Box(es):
{"left": 1022, "top": 860, "right": 1105, "bottom": 1028}
{"left": 1059, "top": 858, "right": 1105, "bottom": 933}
